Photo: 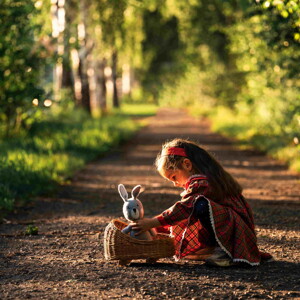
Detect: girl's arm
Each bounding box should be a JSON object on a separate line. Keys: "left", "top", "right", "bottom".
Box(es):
{"left": 130, "top": 217, "right": 161, "bottom": 236}
{"left": 131, "top": 199, "right": 193, "bottom": 235}
{"left": 156, "top": 200, "right": 193, "bottom": 226}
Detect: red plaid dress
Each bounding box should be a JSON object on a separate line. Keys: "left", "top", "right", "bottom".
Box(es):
{"left": 156, "top": 175, "right": 261, "bottom": 265}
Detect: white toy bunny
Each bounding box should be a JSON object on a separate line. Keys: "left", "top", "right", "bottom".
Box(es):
{"left": 118, "top": 184, "right": 157, "bottom": 241}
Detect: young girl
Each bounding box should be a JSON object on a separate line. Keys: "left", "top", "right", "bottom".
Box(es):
{"left": 131, "top": 138, "right": 272, "bottom": 266}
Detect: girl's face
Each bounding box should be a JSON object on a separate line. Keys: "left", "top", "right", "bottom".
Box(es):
{"left": 163, "top": 158, "right": 194, "bottom": 188}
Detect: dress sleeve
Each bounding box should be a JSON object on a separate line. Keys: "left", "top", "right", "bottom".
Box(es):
{"left": 156, "top": 200, "right": 194, "bottom": 226}
{"left": 185, "top": 178, "right": 209, "bottom": 195}
{"left": 156, "top": 179, "right": 209, "bottom": 226}
{"left": 155, "top": 224, "right": 171, "bottom": 234}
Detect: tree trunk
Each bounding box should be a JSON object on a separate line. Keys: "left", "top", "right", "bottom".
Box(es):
{"left": 76, "top": 0, "right": 93, "bottom": 114}
{"left": 51, "top": 0, "right": 61, "bottom": 100}
{"left": 95, "top": 58, "right": 107, "bottom": 115}
{"left": 61, "top": 0, "right": 74, "bottom": 97}
{"left": 122, "top": 64, "right": 133, "bottom": 97}
{"left": 62, "top": 52, "right": 74, "bottom": 91}
{"left": 78, "top": 55, "right": 91, "bottom": 113}
{"left": 4, "top": 106, "right": 13, "bottom": 138}
{"left": 112, "top": 50, "right": 119, "bottom": 108}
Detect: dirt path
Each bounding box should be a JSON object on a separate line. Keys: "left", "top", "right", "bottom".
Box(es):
{"left": 1, "top": 108, "right": 299, "bottom": 299}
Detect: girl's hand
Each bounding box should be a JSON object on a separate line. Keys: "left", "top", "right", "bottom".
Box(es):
{"left": 130, "top": 217, "right": 160, "bottom": 236}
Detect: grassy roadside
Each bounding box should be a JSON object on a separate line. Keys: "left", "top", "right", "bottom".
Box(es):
{"left": 189, "top": 105, "right": 300, "bottom": 173}
{"left": 0, "top": 104, "right": 158, "bottom": 219}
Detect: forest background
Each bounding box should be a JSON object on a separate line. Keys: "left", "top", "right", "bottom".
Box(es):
{"left": 0, "top": 0, "right": 299, "bottom": 217}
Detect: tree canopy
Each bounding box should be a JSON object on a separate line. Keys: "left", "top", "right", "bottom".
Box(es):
{"left": 0, "top": 0, "right": 299, "bottom": 137}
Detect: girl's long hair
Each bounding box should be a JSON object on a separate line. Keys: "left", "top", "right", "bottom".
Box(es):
{"left": 155, "top": 138, "right": 242, "bottom": 199}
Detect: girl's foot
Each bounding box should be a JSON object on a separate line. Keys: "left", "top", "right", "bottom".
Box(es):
{"left": 204, "top": 247, "right": 234, "bottom": 267}
{"left": 184, "top": 247, "right": 216, "bottom": 260}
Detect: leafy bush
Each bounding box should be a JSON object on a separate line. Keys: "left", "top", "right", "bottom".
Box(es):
{"left": 208, "top": 106, "right": 300, "bottom": 172}
{"left": 25, "top": 225, "right": 39, "bottom": 235}
{"left": 0, "top": 107, "right": 142, "bottom": 217}
{"left": 159, "top": 66, "right": 215, "bottom": 112}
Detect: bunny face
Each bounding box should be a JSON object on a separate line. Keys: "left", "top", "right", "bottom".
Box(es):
{"left": 122, "top": 199, "right": 144, "bottom": 221}
{"left": 118, "top": 184, "right": 145, "bottom": 221}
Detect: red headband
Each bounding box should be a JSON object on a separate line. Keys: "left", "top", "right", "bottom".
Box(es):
{"left": 163, "top": 147, "right": 187, "bottom": 157}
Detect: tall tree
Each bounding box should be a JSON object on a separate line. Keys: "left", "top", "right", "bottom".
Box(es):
{"left": 77, "top": 0, "right": 93, "bottom": 113}
{"left": 61, "top": 0, "right": 76, "bottom": 97}
{"left": 141, "top": 9, "right": 183, "bottom": 100}
{"left": 111, "top": 50, "right": 119, "bottom": 108}
{"left": 96, "top": 0, "right": 127, "bottom": 108}
{"left": 95, "top": 58, "right": 107, "bottom": 113}
{"left": 0, "top": 0, "right": 44, "bottom": 136}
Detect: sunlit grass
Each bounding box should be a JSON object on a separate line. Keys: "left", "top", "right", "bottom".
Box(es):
{"left": 207, "top": 106, "right": 300, "bottom": 173}
{"left": 117, "top": 103, "right": 158, "bottom": 116}
{"left": 0, "top": 105, "right": 149, "bottom": 217}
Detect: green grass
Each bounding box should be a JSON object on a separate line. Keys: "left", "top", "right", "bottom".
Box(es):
{"left": 117, "top": 103, "right": 158, "bottom": 117}
{"left": 204, "top": 106, "right": 300, "bottom": 173}
{"left": 0, "top": 104, "right": 156, "bottom": 218}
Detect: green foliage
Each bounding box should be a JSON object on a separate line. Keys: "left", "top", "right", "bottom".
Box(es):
{"left": 159, "top": 66, "right": 215, "bottom": 110}
{"left": 0, "top": 0, "right": 44, "bottom": 136}
{"left": 209, "top": 106, "right": 300, "bottom": 172}
{"left": 25, "top": 224, "right": 39, "bottom": 235}
{"left": 0, "top": 106, "right": 141, "bottom": 217}
{"left": 250, "top": 1, "right": 300, "bottom": 80}
{"left": 257, "top": 0, "right": 300, "bottom": 44}
{"left": 96, "top": 0, "right": 127, "bottom": 50}
{"left": 0, "top": 157, "right": 51, "bottom": 210}
{"left": 0, "top": 183, "right": 15, "bottom": 212}
{"left": 141, "top": 9, "right": 185, "bottom": 100}
{"left": 155, "top": 0, "right": 300, "bottom": 173}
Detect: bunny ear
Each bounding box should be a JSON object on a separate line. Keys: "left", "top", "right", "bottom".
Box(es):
{"left": 131, "top": 185, "right": 142, "bottom": 199}
{"left": 118, "top": 184, "right": 128, "bottom": 202}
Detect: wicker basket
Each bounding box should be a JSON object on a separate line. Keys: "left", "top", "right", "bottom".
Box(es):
{"left": 103, "top": 219, "right": 175, "bottom": 264}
